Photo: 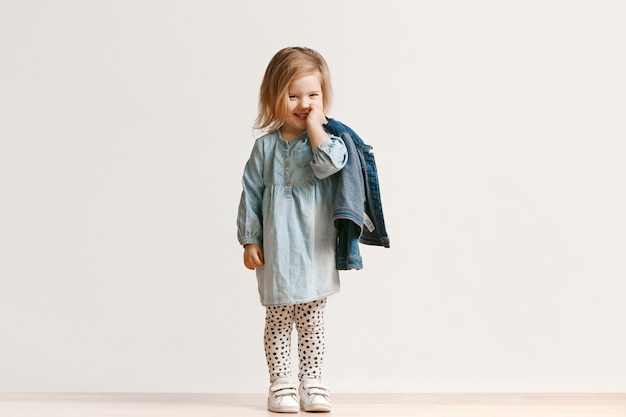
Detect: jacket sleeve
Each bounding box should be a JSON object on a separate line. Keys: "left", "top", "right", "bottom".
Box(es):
{"left": 310, "top": 135, "right": 348, "bottom": 179}
{"left": 237, "top": 140, "right": 265, "bottom": 246}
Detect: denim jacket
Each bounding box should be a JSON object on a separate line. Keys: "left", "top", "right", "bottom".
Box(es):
{"left": 324, "top": 118, "right": 390, "bottom": 270}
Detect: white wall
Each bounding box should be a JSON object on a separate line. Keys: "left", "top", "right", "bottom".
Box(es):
{"left": 1, "top": 0, "right": 625, "bottom": 393}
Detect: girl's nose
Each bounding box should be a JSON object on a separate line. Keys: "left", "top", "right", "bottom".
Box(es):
{"left": 300, "top": 97, "right": 310, "bottom": 108}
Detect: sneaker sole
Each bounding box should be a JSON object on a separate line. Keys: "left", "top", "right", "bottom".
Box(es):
{"left": 268, "top": 400, "right": 299, "bottom": 413}
{"left": 301, "top": 402, "right": 331, "bottom": 412}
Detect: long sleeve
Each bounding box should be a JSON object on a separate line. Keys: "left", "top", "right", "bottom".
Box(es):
{"left": 237, "top": 140, "right": 265, "bottom": 246}
{"left": 310, "top": 135, "right": 347, "bottom": 179}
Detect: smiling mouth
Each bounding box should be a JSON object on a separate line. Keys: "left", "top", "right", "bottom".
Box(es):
{"left": 295, "top": 112, "right": 309, "bottom": 120}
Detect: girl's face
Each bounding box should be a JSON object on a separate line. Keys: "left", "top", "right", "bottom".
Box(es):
{"left": 280, "top": 73, "right": 323, "bottom": 139}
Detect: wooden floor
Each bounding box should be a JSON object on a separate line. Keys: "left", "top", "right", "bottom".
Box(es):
{"left": 1, "top": 393, "right": 625, "bottom": 417}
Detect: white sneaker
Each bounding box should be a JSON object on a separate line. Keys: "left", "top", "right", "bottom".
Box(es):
{"left": 299, "top": 378, "right": 331, "bottom": 412}
{"left": 267, "top": 377, "right": 299, "bottom": 413}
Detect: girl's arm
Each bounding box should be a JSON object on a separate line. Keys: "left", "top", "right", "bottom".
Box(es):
{"left": 310, "top": 135, "right": 347, "bottom": 179}
{"left": 237, "top": 140, "right": 265, "bottom": 249}
{"left": 306, "top": 104, "right": 348, "bottom": 179}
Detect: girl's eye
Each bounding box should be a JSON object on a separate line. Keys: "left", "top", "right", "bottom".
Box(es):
{"left": 289, "top": 95, "right": 297, "bottom": 99}
{"left": 309, "top": 94, "right": 318, "bottom": 97}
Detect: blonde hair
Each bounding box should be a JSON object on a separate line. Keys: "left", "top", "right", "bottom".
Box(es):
{"left": 255, "top": 47, "right": 333, "bottom": 133}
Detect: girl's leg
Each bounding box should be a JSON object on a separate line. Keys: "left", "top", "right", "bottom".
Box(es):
{"left": 295, "top": 298, "right": 327, "bottom": 381}
{"left": 264, "top": 305, "right": 295, "bottom": 382}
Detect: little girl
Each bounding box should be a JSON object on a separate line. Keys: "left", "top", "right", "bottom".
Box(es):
{"left": 237, "top": 47, "right": 347, "bottom": 413}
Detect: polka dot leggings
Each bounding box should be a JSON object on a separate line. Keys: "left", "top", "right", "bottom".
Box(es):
{"left": 264, "top": 298, "right": 327, "bottom": 383}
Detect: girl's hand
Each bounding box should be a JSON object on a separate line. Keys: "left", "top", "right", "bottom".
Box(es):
{"left": 305, "top": 102, "right": 327, "bottom": 131}
{"left": 305, "top": 103, "right": 330, "bottom": 147}
{"left": 243, "top": 244, "right": 265, "bottom": 270}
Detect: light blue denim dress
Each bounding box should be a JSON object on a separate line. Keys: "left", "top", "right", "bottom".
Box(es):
{"left": 237, "top": 130, "right": 348, "bottom": 306}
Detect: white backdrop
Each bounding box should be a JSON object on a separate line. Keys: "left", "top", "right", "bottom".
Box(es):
{"left": 1, "top": 0, "right": 625, "bottom": 393}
